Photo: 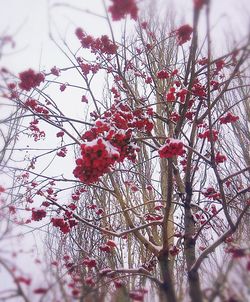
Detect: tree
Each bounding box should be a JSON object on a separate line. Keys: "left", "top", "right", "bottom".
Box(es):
{"left": 0, "top": 0, "right": 249, "bottom": 301}
{"left": 0, "top": 34, "right": 33, "bottom": 302}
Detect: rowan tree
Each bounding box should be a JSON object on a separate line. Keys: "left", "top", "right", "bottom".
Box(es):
{"left": 0, "top": 0, "right": 250, "bottom": 302}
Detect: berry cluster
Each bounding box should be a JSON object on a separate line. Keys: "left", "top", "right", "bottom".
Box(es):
{"left": 75, "top": 29, "right": 118, "bottom": 55}
{"left": 158, "top": 138, "right": 184, "bottom": 158}
{"left": 73, "top": 138, "right": 119, "bottom": 184}
{"left": 31, "top": 208, "right": 46, "bottom": 221}
{"left": 110, "top": 130, "right": 138, "bottom": 162}
{"left": 166, "top": 87, "right": 176, "bottom": 102}
{"left": 144, "top": 213, "right": 163, "bottom": 221}
{"left": 74, "top": 102, "right": 153, "bottom": 184}
{"left": 215, "top": 152, "right": 227, "bottom": 164}
{"left": 214, "top": 59, "right": 225, "bottom": 74}
{"left": 198, "top": 129, "right": 218, "bottom": 142}
{"left": 177, "top": 88, "right": 188, "bottom": 103}
{"left": 18, "top": 69, "right": 45, "bottom": 91}
{"left": 192, "top": 81, "right": 207, "bottom": 99}
{"left": 82, "top": 258, "right": 97, "bottom": 268}
{"left": 175, "top": 24, "right": 193, "bottom": 45}
{"left": 57, "top": 147, "right": 67, "bottom": 157}
{"left": 50, "top": 66, "right": 60, "bottom": 76}
{"left": 157, "top": 69, "right": 169, "bottom": 79}
{"left": 99, "top": 240, "right": 117, "bottom": 253}
{"left": 169, "top": 245, "right": 180, "bottom": 257}
{"left": 51, "top": 215, "right": 78, "bottom": 234}
{"left": 29, "top": 119, "right": 45, "bottom": 142}
{"left": 202, "top": 187, "right": 221, "bottom": 200}
{"left": 108, "top": 0, "right": 138, "bottom": 21}
{"left": 15, "top": 276, "right": 31, "bottom": 286}
{"left": 220, "top": 112, "right": 239, "bottom": 124}
{"left": 24, "top": 98, "right": 49, "bottom": 116}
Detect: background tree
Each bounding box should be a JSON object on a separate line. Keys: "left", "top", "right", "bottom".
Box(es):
{"left": 0, "top": 34, "right": 34, "bottom": 302}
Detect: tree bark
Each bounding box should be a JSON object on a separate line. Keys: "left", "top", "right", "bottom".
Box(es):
{"left": 184, "top": 182, "right": 203, "bottom": 302}
{"left": 158, "top": 250, "right": 177, "bottom": 302}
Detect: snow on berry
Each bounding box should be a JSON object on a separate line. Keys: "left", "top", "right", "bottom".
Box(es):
{"left": 215, "top": 152, "right": 227, "bottom": 164}
{"left": 74, "top": 102, "right": 154, "bottom": 183}
{"left": 73, "top": 138, "right": 120, "bottom": 184}
{"left": 202, "top": 187, "right": 221, "bottom": 200}
{"left": 51, "top": 215, "right": 78, "bottom": 234}
{"left": 158, "top": 138, "right": 184, "bottom": 158}
{"left": 50, "top": 66, "right": 60, "bottom": 76}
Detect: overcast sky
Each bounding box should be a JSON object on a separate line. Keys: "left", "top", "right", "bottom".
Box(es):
{"left": 0, "top": 0, "right": 249, "bottom": 72}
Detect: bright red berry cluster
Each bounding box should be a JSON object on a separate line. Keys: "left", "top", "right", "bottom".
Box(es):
{"left": 74, "top": 102, "right": 153, "bottom": 184}
{"left": 75, "top": 29, "right": 118, "bottom": 55}
{"left": 108, "top": 0, "right": 138, "bottom": 21}
{"left": 31, "top": 208, "right": 46, "bottom": 221}
{"left": 29, "top": 119, "right": 45, "bottom": 142}
{"left": 24, "top": 98, "right": 49, "bottom": 116}
{"left": 158, "top": 138, "right": 184, "bottom": 158}
{"left": 170, "top": 112, "right": 180, "bottom": 122}
{"left": 166, "top": 87, "right": 176, "bottom": 102}
{"left": 175, "top": 24, "right": 193, "bottom": 45}
{"left": 192, "top": 80, "right": 207, "bottom": 99}
{"left": 51, "top": 215, "right": 78, "bottom": 234}
{"left": 220, "top": 112, "right": 239, "bottom": 124}
{"left": 73, "top": 138, "right": 120, "bottom": 184}
{"left": 177, "top": 89, "right": 188, "bottom": 103}
{"left": 202, "top": 187, "right": 221, "bottom": 200}
{"left": 99, "top": 240, "right": 117, "bottom": 253}
{"left": 110, "top": 130, "right": 138, "bottom": 162}
{"left": 157, "top": 70, "right": 169, "bottom": 79}
{"left": 215, "top": 152, "right": 227, "bottom": 164}
{"left": 214, "top": 59, "right": 225, "bottom": 74}
{"left": 18, "top": 69, "right": 45, "bottom": 91}
{"left": 145, "top": 213, "right": 163, "bottom": 221}
{"left": 198, "top": 129, "right": 218, "bottom": 142}
{"left": 57, "top": 147, "right": 67, "bottom": 157}
{"left": 82, "top": 258, "right": 97, "bottom": 268}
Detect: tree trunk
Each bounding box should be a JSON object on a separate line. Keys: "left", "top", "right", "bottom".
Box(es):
{"left": 158, "top": 250, "right": 177, "bottom": 302}
{"left": 184, "top": 183, "right": 203, "bottom": 302}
